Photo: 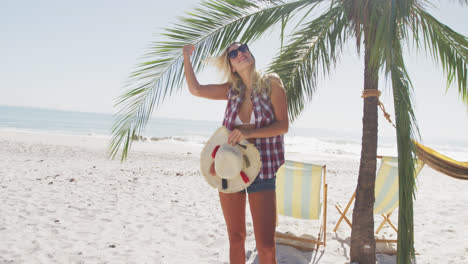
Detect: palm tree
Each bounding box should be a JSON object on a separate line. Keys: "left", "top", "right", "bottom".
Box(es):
{"left": 109, "top": 0, "right": 468, "bottom": 263}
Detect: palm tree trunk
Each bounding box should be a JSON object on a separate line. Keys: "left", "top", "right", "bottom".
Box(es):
{"left": 350, "top": 33, "right": 378, "bottom": 264}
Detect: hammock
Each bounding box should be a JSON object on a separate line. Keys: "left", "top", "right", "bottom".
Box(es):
{"left": 413, "top": 141, "right": 468, "bottom": 180}
{"left": 366, "top": 89, "right": 468, "bottom": 180}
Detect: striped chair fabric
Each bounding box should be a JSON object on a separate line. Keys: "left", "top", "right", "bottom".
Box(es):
{"left": 374, "top": 156, "right": 425, "bottom": 215}
{"left": 275, "top": 160, "right": 327, "bottom": 250}
{"left": 276, "top": 160, "right": 324, "bottom": 219}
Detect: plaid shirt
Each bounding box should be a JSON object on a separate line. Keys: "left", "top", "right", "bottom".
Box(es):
{"left": 222, "top": 85, "right": 285, "bottom": 180}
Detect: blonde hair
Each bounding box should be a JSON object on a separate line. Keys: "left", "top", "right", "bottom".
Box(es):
{"left": 208, "top": 42, "right": 279, "bottom": 97}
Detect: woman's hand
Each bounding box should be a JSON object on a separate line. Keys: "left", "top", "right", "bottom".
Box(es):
{"left": 183, "top": 44, "right": 195, "bottom": 58}
{"left": 228, "top": 128, "right": 251, "bottom": 146}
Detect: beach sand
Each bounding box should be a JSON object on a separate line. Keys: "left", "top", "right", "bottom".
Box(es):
{"left": 1, "top": 131, "right": 467, "bottom": 263}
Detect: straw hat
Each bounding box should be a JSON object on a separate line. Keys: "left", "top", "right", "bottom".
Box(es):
{"left": 200, "top": 127, "right": 261, "bottom": 193}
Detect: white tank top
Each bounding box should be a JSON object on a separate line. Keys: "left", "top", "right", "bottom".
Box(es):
{"left": 233, "top": 111, "right": 255, "bottom": 126}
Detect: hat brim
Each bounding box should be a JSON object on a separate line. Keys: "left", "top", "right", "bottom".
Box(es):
{"left": 200, "top": 126, "right": 261, "bottom": 193}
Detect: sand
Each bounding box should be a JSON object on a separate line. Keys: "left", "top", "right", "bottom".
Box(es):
{"left": 0, "top": 130, "right": 467, "bottom": 264}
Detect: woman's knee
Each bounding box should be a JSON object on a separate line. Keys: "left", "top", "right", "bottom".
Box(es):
{"left": 255, "top": 234, "right": 275, "bottom": 251}
{"left": 228, "top": 229, "right": 246, "bottom": 245}
{"left": 256, "top": 238, "right": 276, "bottom": 263}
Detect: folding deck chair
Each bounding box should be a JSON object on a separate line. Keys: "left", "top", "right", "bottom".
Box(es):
{"left": 275, "top": 160, "right": 328, "bottom": 250}
{"left": 333, "top": 156, "right": 424, "bottom": 242}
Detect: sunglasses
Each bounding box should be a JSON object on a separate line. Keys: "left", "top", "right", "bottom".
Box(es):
{"left": 227, "top": 44, "right": 249, "bottom": 59}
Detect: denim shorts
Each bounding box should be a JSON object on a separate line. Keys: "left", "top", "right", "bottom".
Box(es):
{"left": 241, "top": 176, "right": 276, "bottom": 194}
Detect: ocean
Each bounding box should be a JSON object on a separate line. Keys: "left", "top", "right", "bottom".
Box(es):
{"left": 1, "top": 105, "right": 467, "bottom": 161}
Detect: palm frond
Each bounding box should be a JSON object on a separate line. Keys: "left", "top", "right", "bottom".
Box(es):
{"left": 380, "top": 14, "right": 419, "bottom": 262}
{"left": 366, "top": 0, "right": 415, "bottom": 72}
{"left": 344, "top": 0, "right": 366, "bottom": 53}
{"left": 267, "top": 2, "right": 349, "bottom": 121}
{"left": 410, "top": 6, "right": 468, "bottom": 103}
{"left": 455, "top": 0, "right": 468, "bottom": 5}
{"left": 390, "top": 55, "right": 420, "bottom": 264}
{"left": 392, "top": 63, "right": 419, "bottom": 263}
{"left": 109, "top": 0, "right": 319, "bottom": 160}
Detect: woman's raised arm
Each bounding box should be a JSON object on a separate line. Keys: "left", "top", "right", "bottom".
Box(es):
{"left": 183, "top": 44, "right": 229, "bottom": 100}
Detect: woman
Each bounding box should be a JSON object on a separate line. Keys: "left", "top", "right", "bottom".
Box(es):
{"left": 183, "top": 42, "right": 288, "bottom": 264}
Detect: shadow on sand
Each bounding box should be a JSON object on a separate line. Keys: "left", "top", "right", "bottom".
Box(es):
{"left": 246, "top": 244, "right": 325, "bottom": 264}
{"left": 246, "top": 234, "right": 397, "bottom": 264}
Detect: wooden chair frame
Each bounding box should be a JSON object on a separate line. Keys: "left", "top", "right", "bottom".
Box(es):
{"left": 333, "top": 156, "right": 402, "bottom": 243}
{"left": 333, "top": 192, "right": 397, "bottom": 243}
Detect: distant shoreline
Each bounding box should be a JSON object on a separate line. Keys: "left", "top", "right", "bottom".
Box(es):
{"left": 1, "top": 104, "right": 467, "bottom": 150}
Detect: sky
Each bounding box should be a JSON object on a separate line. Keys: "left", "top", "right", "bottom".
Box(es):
{"left": 1, "top": 0, "right": 467, "bottom": 144}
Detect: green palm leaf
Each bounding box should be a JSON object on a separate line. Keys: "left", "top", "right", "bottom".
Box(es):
{"left": 365, "top": 2, "right": 420, "bottom": 262}
{"left": 109, "top": 0, "right": 320, "bottom": 160}
{"left": 267, "top": 2, "right": 349, "bottom": 120}
{"left": 376, "top": 3, "right": 420, "bottom": 262}
{"left": 411, "top": 6, "right": 468, "bottom": 102}
{"left": 388, "top": 44, "right": 420, "bottom": 263}
{"left": 391, "top": 56, "right": 419, "bottom": 263}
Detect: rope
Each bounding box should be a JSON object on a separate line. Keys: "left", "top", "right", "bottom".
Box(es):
{"left": 361, "top": 89, "right": 397, "bottom": 128}
{"left": 361, "top": 89, "right": 381, "bottom": 98}
{"left": 378, "top": 102, "right": 396, "bottom": 128}
{"left": 363, "top": 91, "right": 468, "bottom": 180}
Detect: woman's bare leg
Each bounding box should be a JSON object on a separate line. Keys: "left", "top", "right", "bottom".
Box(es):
{"left": 248, "top": 190, "right": 277, "bottom": 264}
{"left": 219, "top": 191, "right": 247, "bottom": 264}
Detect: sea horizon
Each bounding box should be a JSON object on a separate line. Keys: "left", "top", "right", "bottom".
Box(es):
{"left": 1, "top": 104, "right": 467, "bottom": 161}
